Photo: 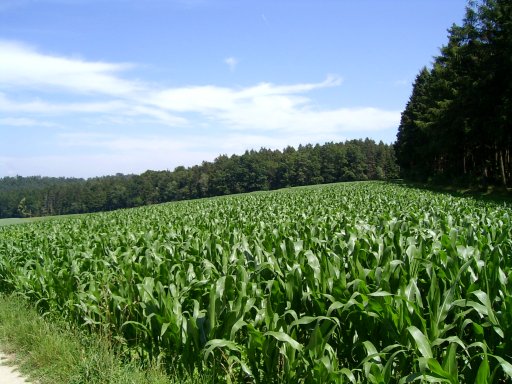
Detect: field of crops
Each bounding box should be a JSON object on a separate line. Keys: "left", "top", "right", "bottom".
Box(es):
{"left": 0, "top": 182, "right": 511, "bottom": 383}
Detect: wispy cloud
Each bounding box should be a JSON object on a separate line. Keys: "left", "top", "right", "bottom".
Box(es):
{"left": 0, "top": 117, "right": 60, "bottom": 127}
{"left": 224, "top": 56, "right": 238, "bottom": 72}
{"left": 0, "top": 92, "right": 187, "bottom": 127}
{"left": 0, "top": 93, "right": 127, "bottom": 114}
{"left": 149, "top": 75, "right": 343, "bottom": 114}
{"left": 0, "top": 40, "right": 140, "bottom": 96}
{"left": 0, "top": 39, "right": 400, "bottom": 178}
{"left": 148, "top": 74, "right": 399, "bottom": 135}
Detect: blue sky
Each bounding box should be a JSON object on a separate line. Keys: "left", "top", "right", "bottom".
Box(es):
{"left": 0, "top": 0, "right": 467, "bottom": 178}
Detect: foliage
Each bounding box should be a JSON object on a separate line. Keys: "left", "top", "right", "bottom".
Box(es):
{"left": 0, "top": 139, "right": 398, "bottom": 218}
{"left": 395, "top": 0, "right": 512, "bottom": 186}
{"left": 0, "top": 294, "right": 181, "bottom": 384}
{"left": 0, "top": 182, "right": 511, "bottom": 382}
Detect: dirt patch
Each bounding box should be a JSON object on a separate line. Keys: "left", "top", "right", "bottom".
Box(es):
{"left": 0, "top": 352, "right": 32, "bottom": 384}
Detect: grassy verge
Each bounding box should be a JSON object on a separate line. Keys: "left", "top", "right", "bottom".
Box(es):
{"left": 0, "top": 213, "right": 85, "bottom": 227}
{"left": 0, "top": 218, "right": 42, "bottom": 227}
{"left": 0, "top": 294, "right": 196, "bottom": 384}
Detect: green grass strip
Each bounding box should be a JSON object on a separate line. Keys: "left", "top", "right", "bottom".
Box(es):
{"left": 0, "top": 294, "right": 189, "bottom": 384}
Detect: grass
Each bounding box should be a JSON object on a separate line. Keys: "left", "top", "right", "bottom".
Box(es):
{"left": 0, "top": 294, "right": 201, "bottom": 384}
{"left": 0, "top": 213, "right": 85, "bottom": 227}
{"left": 0, "top": 217, "right": 41, "bottom": 227}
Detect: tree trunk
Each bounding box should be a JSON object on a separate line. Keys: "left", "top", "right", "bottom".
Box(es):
{"left": 500, "top": 150, "right": 507, "bottom": 186}
{"left": 507, "top": 149, "right": 510, "bottom": 183}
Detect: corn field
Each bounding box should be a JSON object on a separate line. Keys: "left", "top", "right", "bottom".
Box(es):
{"left": 0, "top": 182, "right": 511, "bottom": 383}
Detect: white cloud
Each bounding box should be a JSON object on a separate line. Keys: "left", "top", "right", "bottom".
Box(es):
{"left": 224, "top": 56, "right": 238, "bottom": 72}
{"left": 218, "top": 103, "right": 399, "bottom": 134}
{"left": 0, "top": 93, "right": 127, "bottom": 114}
{"left": 150, "top": 86, "right": 235, "bottom": 112}
{"left": 0, "top": 40, "right": 397, "bottom": 137}
{"left": 148, "top": 75, "right": 399, "bottom": 135}
{"left": 0, "top": 39, "right": 401, "bottom": 177}
{"left": 0, "top": 93, "right": 188, "bottom": 128}
{"left": 149, "top": 76, "right": 342, "bottom": 114}
{"left": 0, "top": 117, "right": 59, "bottom": 127}
{"left": 124, "top": 105, "right": 188, "bottom": 126}
{"left": 0, "top": 40, "right": 140, "bottom": 96}
{"left": 238, "top": 75, "right": 343, "bottom": 97}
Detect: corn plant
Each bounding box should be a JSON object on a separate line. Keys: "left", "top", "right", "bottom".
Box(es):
{"left": 0, "top": 182, "right": 511, "bottom": 383}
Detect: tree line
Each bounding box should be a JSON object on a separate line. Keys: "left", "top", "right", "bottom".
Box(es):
{"left": 0, "top": 139, "right": 398, "bottom": 218}
{"left": 395, "top": 0, "right": 511, "bottom": 187}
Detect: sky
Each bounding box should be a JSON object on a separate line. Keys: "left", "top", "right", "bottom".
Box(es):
{"left": 0, "top": 0, "right": 468, "bottom": 178}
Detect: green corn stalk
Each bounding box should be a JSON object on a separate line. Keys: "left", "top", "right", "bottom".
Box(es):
{"left": 1, "top": 182, "right": 511, "bottom": 382}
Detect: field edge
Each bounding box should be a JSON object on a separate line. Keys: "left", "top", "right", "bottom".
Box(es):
{"left": 0, "top": 294, "right": 191, "bottom": 384}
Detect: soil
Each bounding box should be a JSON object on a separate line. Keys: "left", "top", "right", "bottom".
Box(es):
{"left": 0, "top": 352, "right": 32, "bottom": 384}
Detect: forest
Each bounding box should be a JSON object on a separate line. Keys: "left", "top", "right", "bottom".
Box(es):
{"left": 0, "top": 139, "right": 398, "bottom": 218}
{"left": 3, "top": 0, "right": 510, "bottom": 219}
{"left": 395, "top": 0, "right": 511, "bottom": 187}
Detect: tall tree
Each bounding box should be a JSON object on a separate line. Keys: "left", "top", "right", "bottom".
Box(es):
{"left": 395, "top": 0, "right": 512, "bottom": 186}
